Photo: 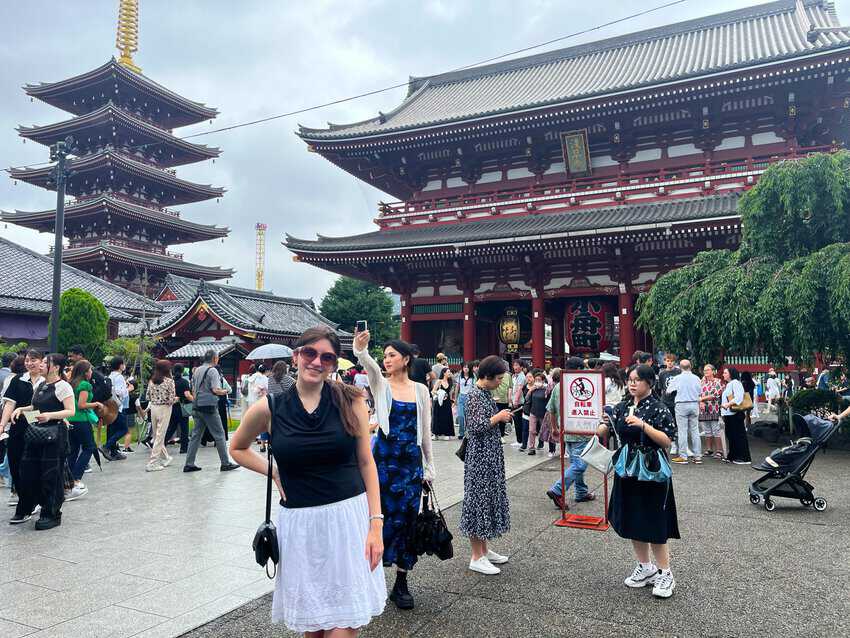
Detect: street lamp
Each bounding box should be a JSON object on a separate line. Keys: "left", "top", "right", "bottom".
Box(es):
{"left": 48, "top": 136, "right": 74, "bottom": 353}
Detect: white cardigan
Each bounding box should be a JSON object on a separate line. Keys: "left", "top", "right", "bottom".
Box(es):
{"left": 354, "top": 346, "right": 435, "bottom": 481}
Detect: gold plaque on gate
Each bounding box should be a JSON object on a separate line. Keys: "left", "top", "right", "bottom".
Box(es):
{"left": 560, "top": 129, "right": 592, "bottom": 178}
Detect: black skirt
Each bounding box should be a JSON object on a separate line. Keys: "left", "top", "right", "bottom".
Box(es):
{"left": 609, "top": 474, "right": 680, "bottom": 544}
{"left": 432, "top": 399, "right": 455, "bottom": 437}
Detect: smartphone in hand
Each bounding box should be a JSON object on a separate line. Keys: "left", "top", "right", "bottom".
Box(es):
{"left": 356, "top": 320, "right": 368, "bottom": 332}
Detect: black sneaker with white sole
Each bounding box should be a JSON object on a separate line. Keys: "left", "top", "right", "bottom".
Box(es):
{"left": 9, "top": 513, "right": 31, "bottom": 524}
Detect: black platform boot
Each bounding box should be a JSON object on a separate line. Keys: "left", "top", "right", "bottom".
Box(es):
{"left": 389, "top": 570, "right": 415, "bottom": 610}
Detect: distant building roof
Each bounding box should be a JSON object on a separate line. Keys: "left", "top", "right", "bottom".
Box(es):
{"left": 0, "top": 236, "right": 161, "bottom": 320}
{"left": 286, "top": 192, "right": 740, "bottom": 253}
{"left": 166, "top": 336, "right": 245, "bottom": 359}
{"left": 299, "top": 0, "right": 850, "bottom": 141}
{"left": 138, "top": 275, "right": 352, "bottom": 345}
{"left": 62, "top": 243, "right": 234, "bottom": 280}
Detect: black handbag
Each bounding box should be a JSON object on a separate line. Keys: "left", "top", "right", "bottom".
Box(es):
{"left": 412, "top": 482, "right": 454, "bottom": 560}
{"left": 253, "top": 395, "right": 279, "bottom": 577}
{"left": 455, "top": 436, "right": 468, "bottom": 462}
{"left": 24, "top": 422, "right": 61, "bottom": 447}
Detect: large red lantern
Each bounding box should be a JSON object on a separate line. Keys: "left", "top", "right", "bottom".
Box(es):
{"left": 565, "top": 298, "right": 614, "bottom": 354}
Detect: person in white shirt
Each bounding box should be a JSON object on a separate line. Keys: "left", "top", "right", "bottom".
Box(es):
{"left": 247, "top": 365, "right": 269, "bottom": 406}
{"left": 765, "top": 370, "right": 782, "bottom": 412}
{"left": 667, "top": 360, "right": 704, "bottom": 464}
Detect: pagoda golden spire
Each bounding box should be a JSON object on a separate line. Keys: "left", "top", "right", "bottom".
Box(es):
{"left": 115, "top": 0, "right": 141, "bottom": 73}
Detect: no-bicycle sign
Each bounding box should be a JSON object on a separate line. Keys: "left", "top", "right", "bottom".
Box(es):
{"left": 561, "top": 370, "right": 605, "bottom": 435}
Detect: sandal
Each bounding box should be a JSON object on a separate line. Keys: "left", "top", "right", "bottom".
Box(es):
{"left": 713, "top": 452, "right": 723, "bottom": 459}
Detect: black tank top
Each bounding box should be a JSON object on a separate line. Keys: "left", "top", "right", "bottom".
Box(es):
{"left": 33, "top": 382, "right": 65, "bottom": 422}
{"left": 270, "top": 384, "right": 365, "bottom": 509}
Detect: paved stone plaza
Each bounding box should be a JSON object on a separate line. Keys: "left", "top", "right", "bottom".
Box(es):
{"left": 181, "top": 439, "right": 850, "bottom": 638}
{"left": 0, "top": 438, "right": 545, "bottom": 638}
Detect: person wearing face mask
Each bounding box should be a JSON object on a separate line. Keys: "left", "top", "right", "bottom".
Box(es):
{"left": 353, "top": 329, "right": 435, "bottom": 611}
{"left": 11, "top": 353, "right": 75, "bottom": 530}
{"left": 232, "top": 326, "right": 386, "bottom": 634}
{"left": 1, "top": 350, "right": 44, "bottom": 515}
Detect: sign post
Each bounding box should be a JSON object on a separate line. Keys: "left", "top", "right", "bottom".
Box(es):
{"left": 554, "top": 370, "right": 609, "bottom": 531}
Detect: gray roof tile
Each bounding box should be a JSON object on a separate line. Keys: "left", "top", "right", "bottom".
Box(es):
{"left": 299, "top": 1, "right": 850, "bottom": 140}
{"left": 286, "top": 192, "right": 740, "bottom": 252}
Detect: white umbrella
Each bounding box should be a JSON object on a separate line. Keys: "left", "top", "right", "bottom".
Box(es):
{"left": 246, "top": 343, "right": 293, "bottom": 360}
{"left": 597, "top": 352, "right": 620, "bottom": 362}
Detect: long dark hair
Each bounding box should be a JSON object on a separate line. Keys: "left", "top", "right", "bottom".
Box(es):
{"left": 44, "top": 353, "right": 67, "bottom": 378}
{"left": 272, "top": 360, "right": 287, "bottom": 382}
{"left": 151, "top": 359, "right": 171, "bottom": 385}
{"left": 70, "top": 359, "right": 92, "bottom": 391}
{"left": 602, "top": 362, "right": 624, "bottom": 388}
{"left": 296, "top": 326, "right": 362, "bottom": 436}
{"left": 460, "top": 361, "right": 474, "bottom": 380}
{"left": 383, "top": 339, "right": 414, "bottom": 374}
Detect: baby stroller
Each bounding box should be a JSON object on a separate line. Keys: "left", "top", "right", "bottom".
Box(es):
{"left": 748, "top": 413, "right": 838, "bottom": 512}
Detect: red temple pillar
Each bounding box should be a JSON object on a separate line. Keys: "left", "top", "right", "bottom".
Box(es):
{"left": 400, "top": 294, "right": 412, "bottom": 342}
{"left": 551, "top": 308, "right": 565, "bottom": 368}
{"left": 618, "top": 291, "right": 636, "bottom": 367}
{"left": 463, "top": 292, "right": 476, "bottom": 363}
{"left": 532, "top": 294, "right": 545, "bottom": 368}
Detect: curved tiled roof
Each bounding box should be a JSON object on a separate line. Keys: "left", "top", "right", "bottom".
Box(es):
{"left": 299, "top": 0, "right": 850, "bottom": 141}
{"left": 0, "top": 236, "right": 161, "bottom": 318}
{"left": 62, "top": 243, "right": 234, "bottom": 280}
{"left": 286, "top": 192, "right": 741, "bottom": 253}
{"left": 2, "top": 196, "right": 229, "bottom": 243}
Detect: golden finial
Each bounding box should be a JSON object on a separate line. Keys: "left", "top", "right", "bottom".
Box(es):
{"left": 116, "top": 0, "right": 141, "bottom": 73}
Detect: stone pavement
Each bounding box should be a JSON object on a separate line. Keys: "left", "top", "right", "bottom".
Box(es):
{"left": 182, "top": 439, "right": 850, "bottom": 638}
{"left": 0, "top": 436, "right": 545, "bottom": 638}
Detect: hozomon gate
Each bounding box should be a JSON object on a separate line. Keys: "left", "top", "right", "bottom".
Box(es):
{"left": 287, "top": 0, "right": 850, "bottom": 367}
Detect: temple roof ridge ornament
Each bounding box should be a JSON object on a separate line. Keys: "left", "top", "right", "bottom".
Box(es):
{"left": 298, "top": 0, "right": 850, "bottom": 142}
{"left": 116, "top": 0, "right": 141, "bottom": 74}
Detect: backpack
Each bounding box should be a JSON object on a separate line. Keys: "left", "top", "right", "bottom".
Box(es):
{"left": 241, "top": 375, "right": 250, "bottom": 397}
{"left": 91, "top": 370, "right": 113, "bottom": 403}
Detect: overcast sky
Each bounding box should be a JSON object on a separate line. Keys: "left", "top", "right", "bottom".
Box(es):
{"left": 2, "top": 0, "right": 849, "bottom": 302}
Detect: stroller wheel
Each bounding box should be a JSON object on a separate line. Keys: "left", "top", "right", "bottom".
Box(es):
{"left": 800, "top": 498, "right": 813, "bottom": 508}
{"left": 813, "top": 497, "right": 827, "bottom": 512}
{"left": 749, "top": 494, "right": 761, "bottom": 505}
{"left": 764, "top": 498, "right": 776, "bottom": 512}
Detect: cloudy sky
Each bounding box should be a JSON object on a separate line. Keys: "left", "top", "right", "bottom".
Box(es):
{"left": 2, "top": 0, "right": 849, "bottom": 302}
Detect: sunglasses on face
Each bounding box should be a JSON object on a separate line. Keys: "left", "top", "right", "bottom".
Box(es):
{"left": 298, "top": 346, "right": 338, "bottom": 369}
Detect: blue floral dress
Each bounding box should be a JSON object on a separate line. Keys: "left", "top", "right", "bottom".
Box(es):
{"left": 372, "top": 399, "right": 423, "bottom": 570}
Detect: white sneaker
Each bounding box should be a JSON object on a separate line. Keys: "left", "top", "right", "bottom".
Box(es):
{"left": 652, "top": 570, "right": 675, "bottom": 598}
{"left": 510, "top": 442, "right": 523, "bottom": 448}
{"left": 161, "top": 457, "right": 173, "bottom": 467}
{"left": 547, "top": 452, "right": 556, "bottom": 458}
{"left": 485, "top": 549, "right": 509, "bottom": 565}
{"left": 83, "top": 466, "right": 93, "bottom": 473}
{"left": 66, "top": 485, "right": 88, "bottom": 501}
{"left": 624, "top": 563, "right": 659, "bottom": 588}
{"left": 469, "top": 556, "right": 501, "bottom": 575}
{"left": 145, "top": 463, "right": 165, "bottom": 472}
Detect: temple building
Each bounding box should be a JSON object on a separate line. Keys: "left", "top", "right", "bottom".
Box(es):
{"left": 3, "top": 2, "right": 232, "bottom": 295}
{"left": 287, "top": 0, "right": 850, "bottom": 367}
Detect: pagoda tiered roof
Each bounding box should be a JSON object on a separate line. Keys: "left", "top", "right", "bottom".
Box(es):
{"left": 17, "top": 103, "right": 220, "bottom": 168}
{"left": 299, "top": 0, "right": 850, "bottom": 142}
{"left": 8, "top": 150, "right": 225, "bottom": 205}
{"left": 1, "top": 196, "right": 229, "bottom": 244}
{"left": 62, "top": 243, "right": 233, "bottom": 281}
{"left": 24, "top": 59, "right": 218, "bottom": 128}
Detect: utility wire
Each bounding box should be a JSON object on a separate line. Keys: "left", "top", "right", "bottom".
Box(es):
{"left": 4, "top": 0, "right": 689, "bottom": 173}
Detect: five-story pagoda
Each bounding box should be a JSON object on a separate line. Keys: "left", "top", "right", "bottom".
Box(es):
{"left": 3, "top": 0, "right": 233, "bottom": 295}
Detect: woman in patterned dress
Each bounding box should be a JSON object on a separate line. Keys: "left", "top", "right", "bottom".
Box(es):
{"left": 459, "top": 355, "right": 514, "bottom": 575}
{"left": 698, "top": 364, "right": 724, "bottom": 458}
{"left": 353, "top": 330, "right": 435, "bottom": 611}
{"left": 597, "top": 364, "right": 680, "bottom": 599}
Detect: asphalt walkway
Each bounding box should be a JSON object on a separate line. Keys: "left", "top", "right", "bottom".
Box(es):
{"left": 181, "top": 439, "right": 850, "bottom": 638}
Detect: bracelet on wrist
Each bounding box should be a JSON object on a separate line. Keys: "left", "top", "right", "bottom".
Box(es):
{"left": 369, "top": 514, "right": 384, "bottom": 522}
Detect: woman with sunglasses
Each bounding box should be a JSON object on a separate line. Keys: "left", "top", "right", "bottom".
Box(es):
{"left": 11, "top": 354, "right": 75, "bottom": 530}
{"left": 232, "top": 326, "right": 385, "bottom": 636}
{"left": 596, "top": 364, "right": 680, "bottom": 599}
{"left": 352, "top": 329, "right": 435, "bottom": 611}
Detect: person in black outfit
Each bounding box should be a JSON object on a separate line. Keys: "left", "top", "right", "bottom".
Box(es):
{"left": 11, "top": 354, "right": 76, "bottom": 530}
{"left": 523, "top": 370, "right": 548, "bottom": 456}
{"left": 165, "top": 365, "right": 193, "bottom": 454}
{"left": 597, "top": 364, "right": 679, "bottom": 599}
{"left": 408, "top": 344, "right": 431, "bottom": 386}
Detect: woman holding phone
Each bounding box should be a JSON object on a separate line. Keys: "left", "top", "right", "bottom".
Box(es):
{"left": 353, "top": 328, "right": 435, "bottom": 611}
{"left": 596, "top": 364, "right": 679, "bottom": 599}
{"left": 232, "top": 326, "right": 385, "bottom": 635}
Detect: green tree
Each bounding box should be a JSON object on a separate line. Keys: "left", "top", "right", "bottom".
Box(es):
{"left": 52, "top": 288, "right": 109, "bottom": 364}
{"left": 319, "top": 277, "right": 399, "bottom": 350}
{"left": 0, "top": 341, "right": 29, "bottom": 357}
{"left": 104, "top": 336, "right": 155, "bottom": 382}
{"left": 637, "top": 152, "right": 850, "bottom": 365}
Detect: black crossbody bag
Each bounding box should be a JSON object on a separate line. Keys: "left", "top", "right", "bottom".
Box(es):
{"left": 252, "top": 394, "right": 279, "bottom": 578}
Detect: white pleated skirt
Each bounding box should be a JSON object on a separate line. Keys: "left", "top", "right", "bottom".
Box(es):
{"left": 271, "top": 492, "right": 387, "bottom": 633}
